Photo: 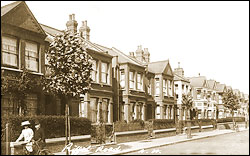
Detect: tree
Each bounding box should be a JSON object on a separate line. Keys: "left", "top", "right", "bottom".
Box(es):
{"left": 182, "top": 93, "right": 194, "bottom": 120}
{"left": 43, "top": 30, "right": 93, "bottom": 153}
{"left": 222, "top": 89, "right": 240, "bottom": 129}
{"left": 43, "top": 30, "right": 93, "bottom": 99}
{"left": 1, "top": 68, "right": 44, "bottom": 116}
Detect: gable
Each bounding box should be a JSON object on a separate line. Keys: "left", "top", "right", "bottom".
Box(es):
{"left": 163, "top": 62, "right": 173, "bottom": 76}
{"left": 1, "top": 1, "right": 46, "bottom": 36}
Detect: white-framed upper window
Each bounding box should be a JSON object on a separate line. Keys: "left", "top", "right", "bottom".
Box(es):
{"left": 129, "top": 71, "right": 135, "bottom": 89}
{"left": 168, "top": 80, "right": 172, "bottom": 96}
{"left": 148, "top": 78, "right": 152, "bottom": 95}
{"left": 2, "top": 36, "right": 18, "bottom": 67}
{"left": 163, "top": 79, "right": 167, "bottom": 96}
{"left": 25, "top": 41, "right": 39, "bottom": 72}
{"left": 197, "top": 90, "right": 201, "bottom": 99}
{"left": 120, "top": 70, "right": 125, "bottom": 89}
{"left": 137, "top": 73, "right": 143, "bottom": 91}
{"left": 155, "top": 78, "right": 160, "bottom": 96}
{"left": 91, "top": 59, "right": 98, "bottom": 82}
{"left": 101, "top": 62, "right": 109, "bottom": 84}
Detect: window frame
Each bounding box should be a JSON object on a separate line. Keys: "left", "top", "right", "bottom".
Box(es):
{"left": 137, "top": 73, "right": 143, "bottom": 91}
{"left": 129, "top": 70, "right": 135, "bottom": 89}
{"left": 101, "top": 61, "right": 109, "bottom": 84}
{"left": 91, "top": 59, "right": 98, "bottom": 82}
{"left": 155, "top": 78, "right": 160, "bottom": 96}
{"left": 25, "top": 40, "right": 39, "bottom": 72}
{"left": 1, "top": 35, "right": 19, "bottom": 68}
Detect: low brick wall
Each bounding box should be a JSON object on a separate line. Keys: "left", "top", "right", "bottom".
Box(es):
{"left": 115, "top": 130, "right": 148, "bottom": 143}
{"left": 154, "top": 128, "right": 176, "bottom": 138}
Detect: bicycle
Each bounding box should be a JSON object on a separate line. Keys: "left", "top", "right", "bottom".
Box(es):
{"left": 22, "top": 140, "right": 54, "bottom": 155}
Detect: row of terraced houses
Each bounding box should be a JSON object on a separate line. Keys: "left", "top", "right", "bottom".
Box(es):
{"left": 1, "top": 2, "right": 249, "bottom": 123}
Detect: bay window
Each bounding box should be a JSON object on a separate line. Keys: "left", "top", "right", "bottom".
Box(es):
{"left": 163, "top": 79, "right": 167, "bottom": 96}
{"left": 129, "top": 71, "right": 135, "bottom": 89}
{"left": 120, "top": 70, "right": 125, "bottom": 89}
{"left": 2, "top": 36, "right": 18, "bottom": 67}
{"left": 91, "top": 59, "right": 98, "bottom": 82}
{"left": 101, "top": 62, "right": 109, "bottom": 84}
{"left": 137, "top": 73, "right": 143, "bottom": 91}
{"left": 155, "top": 78, "right": 160, "bottom": 96}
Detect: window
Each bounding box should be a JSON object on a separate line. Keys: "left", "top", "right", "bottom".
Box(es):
{"left": 90, "top": 98, "right": 98, "bottom": 123}
{"left": 102, "top": 99, "right": 109, "bottom": 123}
{"left": 120, "top": 70, "right": 125, "bottom": 89}
{"left": 129, "top": 71, "right": 135, "bottom": 89}
{"left": 120, "top": 102, "right": 125, "bottom": 121}
{"left": 197, "top": 90, "right": 201, "bottom": 99}
{"left": 2, "top": 36, "right": 18, "bottom": 67}
{"left": 155, "top": 78, "right": 160, "bottom": 96}
{"left": 148, "top": 78, "right": 152, "bottom": 95}
{"left": 25, "top": 41, "right": 38, "bottom": 72}
{"left": 137, "top": 73, "right": 143, "bottom": 91}
{"left": 168, "top": 80, "right": 172, "bottom": 96}
{"left": 163, "top": 79, "right": 167, "bottom": 96}
{"left": 91, "top": 60, "right": 98, "bottom": 82}
{"left": 101, "top": 62, "right": 109, "bottom": 84}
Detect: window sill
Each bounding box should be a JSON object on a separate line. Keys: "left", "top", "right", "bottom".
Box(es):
{"left": 1, "top": 67, "right": 44, "bottom": 76}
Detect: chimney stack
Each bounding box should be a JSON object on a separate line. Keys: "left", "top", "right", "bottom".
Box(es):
{"left": 66, "top": 14, "right": 78, "bottom": 34}
{"left": 174, "top": 62, "right": 184, "bottom": 77}
{"left": 129, "top": 52, "right": 135, "bottom": 58}
{"left": 135, "top": 45, "right": 144, "bottom": 62}
{"left": 143, "top": 48, "right": 150, "bottom": 63}
{"left": 79, "top": 20, "right": 91, "bottom": 40}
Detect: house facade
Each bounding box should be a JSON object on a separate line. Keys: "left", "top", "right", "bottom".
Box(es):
{"left": 206, "top": 80, "right": 218, "bottom": 119}
{"left": 216, "top": 82, "right": 227, "bottom": 118}
{"left": 1, "top": 1, "right": 47, "bottom": 117}
{"left": 189, "top": 76, "right": 209, "bottom": 119}
{"left": 173, "top": 63, "right": 191, "bottom": 120}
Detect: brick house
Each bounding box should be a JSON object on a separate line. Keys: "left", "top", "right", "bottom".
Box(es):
{"left": 41, "top": 15, "right": 115, "bottom": 124}
{"left": 216, "top": 82, "right": 227, "bottom": 118}
{"left": 206, "top": 79, "right": 218, "bottom": 119}
{"left": 1, "top": 1, "right": 47, "bottom": 116}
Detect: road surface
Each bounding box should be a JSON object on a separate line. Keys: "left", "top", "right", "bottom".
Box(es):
{"left": 124, "top": 130, "right": 249, "bottom": 155}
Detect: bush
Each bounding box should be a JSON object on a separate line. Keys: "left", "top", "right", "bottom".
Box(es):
{"left": 198, "top": 119, "right": 216, "bottom": 126}
{"left": 1, "top": 115, "right": 91, "bottom": 142}
{"left": 149, "top": 119, "right": 175, "bottom": 130}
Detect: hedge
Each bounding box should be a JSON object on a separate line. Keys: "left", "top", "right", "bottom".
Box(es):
{"left": 114, "top": 119, "right": 145, "bottom": 132}
{"left": 1, "top": 115, "right": 91, "bottom": 142}
{"left": 149, "top": 119, "right": 175, "bottom": 130}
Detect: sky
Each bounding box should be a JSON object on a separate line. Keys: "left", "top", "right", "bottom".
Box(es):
{"left": 1, "top": 1, "right": 249, "bottom": 94}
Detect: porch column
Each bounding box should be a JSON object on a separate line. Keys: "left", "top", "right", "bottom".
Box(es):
{"left": 171, "top": 106, "right": 174, "bottom": 119}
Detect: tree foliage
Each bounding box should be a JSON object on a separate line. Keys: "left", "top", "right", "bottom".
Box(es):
{"left": 182, "top": 93, "right": 194, "bottom": 120}
{"left": 1, "top": 68, "right": 44, "bottom": 115}
{"left": 222, "top": 89, "right": 240, "bottom": 113}
{"left": 43, "top": 30, "right": 93, "bottom": 98}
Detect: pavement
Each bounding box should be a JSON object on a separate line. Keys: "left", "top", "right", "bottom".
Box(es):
{"left": 54, "top": 127, "right": 249, "bottom": 155}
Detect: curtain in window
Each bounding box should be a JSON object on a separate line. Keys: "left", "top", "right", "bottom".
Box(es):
{"left": 101, "top": 62, "right": 108, "bottom": 84}
{"left": 2, "top": 36, "right": 18, "bottom": 67}
{"left": 155, "top": 79, "right": 160, "bottom": 95}
{"left": 25, "top": 42, "right": 38, "bottom": 72}
{"left": 91, "top": 60, "right": 98, "bottom": 82}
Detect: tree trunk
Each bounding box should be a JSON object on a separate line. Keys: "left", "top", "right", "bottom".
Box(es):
{"left": 232, "top": 110, "right": 235, "bottom": 130}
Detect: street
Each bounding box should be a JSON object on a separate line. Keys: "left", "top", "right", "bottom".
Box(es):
{"left": 124, "top": 130, "right": 249, "bottom": 155}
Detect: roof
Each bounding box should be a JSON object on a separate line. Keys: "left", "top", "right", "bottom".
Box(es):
{"left": 94, "top": 43, "right": 144, "bottom": 66}
{"left": 174, "top": 73, "right": 190, "bottom": 82}
{"left": 1, "top": 1, "right": 46, "bottom": 36}
{"left": 188, "top": 76, "right": 207, "bottom": 88}
{"left": 207, "top": 79, "right": 216, "bottom": 90}
{"left": 1, "top": 1, "right": 22, "bottom": 16}
{"left": 40, "top": 23, "right": 64, "bottom": 42}
{"left": 226, "top": 86, "right": 232, "bottom": 91}
{"left": 148, "top": 60, "right": 169, "bottom": 73}
{"left": 216, "top": 83, "right": 226, "bottom": 92}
